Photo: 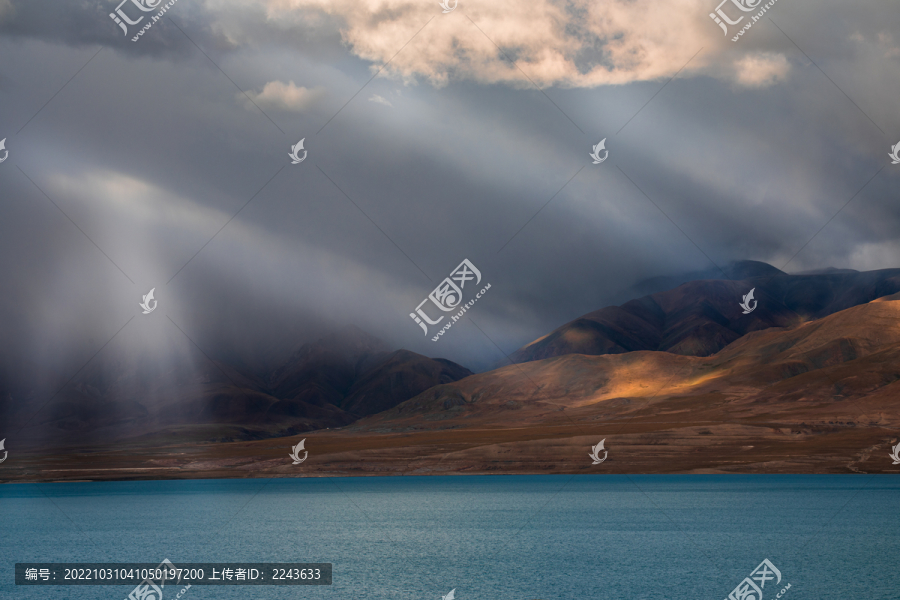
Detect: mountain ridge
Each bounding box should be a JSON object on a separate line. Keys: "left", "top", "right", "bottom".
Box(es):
{"left": 2, "top": 326, "right": 472, "bottom": 449}
{"left": 354, "top": 289, "right": 900, "bottom": 434}
{"left": 5, "top": 265, "right": 900, "bottom": 479}
{"left": 509, "top": 262, "right": 900, "bottom": 363}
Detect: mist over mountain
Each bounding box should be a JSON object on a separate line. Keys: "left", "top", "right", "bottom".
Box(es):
{"left": 2, "top": 325, "right": 472, "bottom": 449}
{"left": 4, "top": 261, "right": 900, "bottom": 474}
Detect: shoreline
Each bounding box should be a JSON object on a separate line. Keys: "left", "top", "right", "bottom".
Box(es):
{"left": 3, "top": 420, "right": 896, "bottom": 484}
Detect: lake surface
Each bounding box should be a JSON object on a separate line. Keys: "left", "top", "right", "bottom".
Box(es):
{"left": 1, "top": 475, "right": 897, "bottom": 600}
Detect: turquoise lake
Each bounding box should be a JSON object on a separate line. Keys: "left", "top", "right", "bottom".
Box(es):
{"left": 1, "top": 475, "right": 897, "bottom": 600}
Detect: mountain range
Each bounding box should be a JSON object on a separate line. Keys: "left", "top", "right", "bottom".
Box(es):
{"left": 509, "top": 261, "right": 900, "bottom": 362}
{"left": 2, "top": 261, "right": 900, "bottom": 480}
{"left": 0, "top": 326, "right": 472, "bottom": 448}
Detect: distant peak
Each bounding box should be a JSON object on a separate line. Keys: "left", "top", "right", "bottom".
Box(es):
{"left": 724, "top": 260, "right": 784, "bottom": 280}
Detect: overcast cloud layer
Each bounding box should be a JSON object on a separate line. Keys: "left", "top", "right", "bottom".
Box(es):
{"left": 0, "top": 0, "right": 899, "bottom": 389}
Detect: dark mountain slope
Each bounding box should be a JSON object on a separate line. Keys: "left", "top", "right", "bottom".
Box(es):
{"left": 510, "top": 262, "right": 900, "bottom": 363}
{"left": 341, "top": 350, "right": 473, "bottom": 417}
{"left": 6, "top": 327, "right": 471, "bottom": 448}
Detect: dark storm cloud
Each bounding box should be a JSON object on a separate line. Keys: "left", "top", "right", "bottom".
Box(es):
{"left": 0, "top": 0, "right": 348, "bottom": 59}
{"left": 0, "top": 0, "right": 198, "bottom": 56}
{"left": 0, "top": 0, "right": 898, "bottom": 389}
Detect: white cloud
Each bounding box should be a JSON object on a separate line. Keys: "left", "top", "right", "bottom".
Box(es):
{"left": 218, "top": 0, "right": 740, "bottom": 88}
{"left": 732, "top": 53, "right": 791, "bottom": 88}
{"left": 241, "top": 80, "right": 326, "bottom": 111}
{"left": 368, "top": 94, "right": 392, "bottom": 106}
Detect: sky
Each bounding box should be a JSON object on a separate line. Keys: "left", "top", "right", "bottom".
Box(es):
{"left": 0, "top": 0, "right": 899, "bottom": 384}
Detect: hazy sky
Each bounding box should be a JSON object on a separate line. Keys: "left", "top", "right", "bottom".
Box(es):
{"left": 0, "top": 0, "right": 898, "bottom": 381}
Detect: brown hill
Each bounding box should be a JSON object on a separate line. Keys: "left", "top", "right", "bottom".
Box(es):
{"left": 354, "top": 292, "right": 900, "bottom": 436}
{"left": 510, "top": 262, "right": 900, "bottom": 362}
{"left": 5, "top": 296, "right": 900, "bottom": 481}
{"left": 6, "top": 269, "right": 900, "bottom": 482}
